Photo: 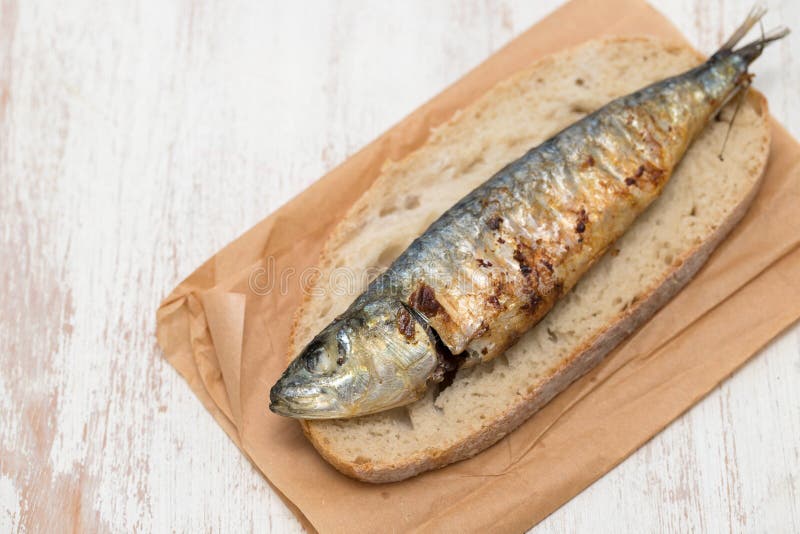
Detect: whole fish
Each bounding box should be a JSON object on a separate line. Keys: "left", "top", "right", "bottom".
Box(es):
{"left": 270, "top": 9, "right": 788, "bottom": 419}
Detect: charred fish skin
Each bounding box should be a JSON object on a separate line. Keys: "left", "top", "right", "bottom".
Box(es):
{"left": 270, "top": 10, "right": 788, "bottom": 419}
{"left": 389, "top": 60, "right": 734, "bottom": 363}
{"left": 377, "top": 50, "right": 757, "bottom": 365}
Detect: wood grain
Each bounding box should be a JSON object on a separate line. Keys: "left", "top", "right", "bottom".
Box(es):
{"left": 0, "top": 1, "right": 797, "bottom": 532}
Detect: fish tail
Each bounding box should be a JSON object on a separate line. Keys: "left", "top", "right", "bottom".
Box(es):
{"left": 713, "top": 5, "right": 790, "bottom": 63}
{"left": 733, "top": 26, "right": 790, "bottom": 63}
{"left": 715, "top": 5, "right": 767, "bottom": 54}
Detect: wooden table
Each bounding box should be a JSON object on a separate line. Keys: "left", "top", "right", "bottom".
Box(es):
{"left": 1, "top": 1, "right": 797, "bottom": 531}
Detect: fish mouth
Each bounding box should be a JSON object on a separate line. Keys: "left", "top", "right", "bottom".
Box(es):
{"left": 268, "top": 385, "right": 295, "bottom": 417}
{"left": 269, "top": 381, "right": 343, "bottom": 419}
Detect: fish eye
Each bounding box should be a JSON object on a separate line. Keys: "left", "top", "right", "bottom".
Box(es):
{"left": 305, "top": 344, "right": 334, "bottom": 374}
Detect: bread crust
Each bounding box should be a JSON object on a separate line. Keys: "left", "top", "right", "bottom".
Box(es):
{"left": 287, "top": 37, "right": 771, "bottom": 483}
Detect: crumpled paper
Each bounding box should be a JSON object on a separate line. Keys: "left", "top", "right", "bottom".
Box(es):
{"left": 155, "top": 0, "right": 800, "bottom": 531}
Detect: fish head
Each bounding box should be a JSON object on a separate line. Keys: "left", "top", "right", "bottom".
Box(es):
{"left": 269, "top": 299, "right": 440, "bottom": 419}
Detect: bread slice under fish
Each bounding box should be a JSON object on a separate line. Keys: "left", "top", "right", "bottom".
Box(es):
{"left": 287, "top": 37, "right": 771, "bottom": 483}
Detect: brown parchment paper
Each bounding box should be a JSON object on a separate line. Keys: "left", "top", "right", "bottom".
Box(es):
{"left": 155, "top": 0, "right": 800, "bottom": 531}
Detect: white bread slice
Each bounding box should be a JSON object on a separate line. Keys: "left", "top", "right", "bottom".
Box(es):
{"left": 288, "top": 37, "right": 770, "bottom": 483}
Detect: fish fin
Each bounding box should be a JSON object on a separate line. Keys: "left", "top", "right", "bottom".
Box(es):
{"left": 712, "top": 6, "right": 790, "bottom": 64}
{"left": 718, "top": 80, "right": 750, "bottom": 162}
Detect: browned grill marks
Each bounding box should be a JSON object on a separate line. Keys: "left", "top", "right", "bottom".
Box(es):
{"left": 513, "top": 246, "right": 533, "bottom": 276}
{"left": 521, "top": 293, "right": 543, "bottom": 312}
{"left": 552, "top": 281, "right": 564, "bottom": 298}
{"left": 575, "top": 208, "right": 588, "bottom": 233}
{"left": 396, "top": 306, "right": 415, "bottom": 341}
{"left": 410, "top": 283, "right": 443, "bottom": 316}
{"left": 647, "top": 165, "right": 665, "bottom": 184}
{"left": 486, "top": 215, "right": 503, "bottom": 230}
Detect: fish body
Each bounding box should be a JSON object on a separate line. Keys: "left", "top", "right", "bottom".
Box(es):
{"left": 271, "top": 10, "right": 788, "bottom": 419}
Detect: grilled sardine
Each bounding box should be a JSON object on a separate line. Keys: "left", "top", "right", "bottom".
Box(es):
{"left": 270, "top": 8, "right": 788, "bottom": 419}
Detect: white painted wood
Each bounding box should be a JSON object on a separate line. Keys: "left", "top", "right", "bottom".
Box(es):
{"left": 0, "top": 1, "right": 796, "bottom": 532}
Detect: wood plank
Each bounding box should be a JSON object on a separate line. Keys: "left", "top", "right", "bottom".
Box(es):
{"left": 0, "top": 1, "right": 796, "bottom": 531}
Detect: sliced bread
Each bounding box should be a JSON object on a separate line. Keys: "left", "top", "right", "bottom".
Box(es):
{"left": 287, "top": 37, "right": 771, "bottom": 482}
